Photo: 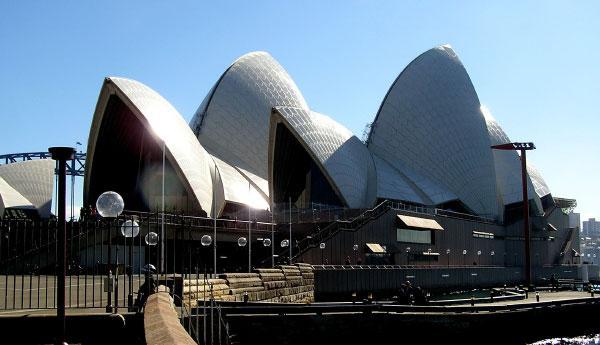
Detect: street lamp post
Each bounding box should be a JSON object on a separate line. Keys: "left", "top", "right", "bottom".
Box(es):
{"left": 145, "top": 232, "right": 159, "bottom": 269}
{"left": 121, "top": 219, "right": 139, "bottom": 311}
{"left": 280, "top": 239, "right": 289, "bottom": 265}
{"left": 491, "top": 251, "right": 495, "bottom": 266}
{"left": 462, "top": 249, "right": 467, "bottom": 266}
{"left": 49, "top": 146, "right": 75, "bottom": 345}
{"left": 477, "top": 250, "right": 482, "bottom": 265}
{"left": 406, "top": 247, "right": 411, "bottom": 266}
{"left": 238, "top": 237, "right": 248, "bottom": 271}
{"left": 96, "top": 191, "right": 125, "bottom": 314}
{"left": 263, "top": 238, "right": 272, "bottom": 268}
{"left": 289, "top": 197, "right": 293, "bottom": 264}
{"left": 353, "top": 244, "right": 359, "bottom": 264}
{"left": 319, "top": 243, "right": 326, "bottom": 264}
{"left": 446, "top": 249, "right": 451, "bottom": 267}
{"left": 492, "top": 142, "right": 535, "bottom": 287}
{"left": 200, "top": 234, "right": 211, "bottom": 345}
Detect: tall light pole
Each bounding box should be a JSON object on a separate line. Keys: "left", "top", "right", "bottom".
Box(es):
{"left": 160, "top": 142, "right": 165, "bottom": 274}
{"left": 49, "top": 146, "right": 75, "bottom": 345}
{"left": 492, "top": 142, "right": 535, "bottom": 287}
{"left": 96, "top": 191, "right": 124, "bottom": 313}
{"left": 248, "top": 185, "right": 252, "bottom": 272}
{"left": 289, "top": 197, "right": 292, "bottom": 264}
{"left": 121, "top": 219, "right": 139, "bottom": 311}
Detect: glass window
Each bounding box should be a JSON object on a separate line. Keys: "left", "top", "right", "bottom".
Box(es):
{"left": 397, "top": 228, "right": 431, "bottom": 244}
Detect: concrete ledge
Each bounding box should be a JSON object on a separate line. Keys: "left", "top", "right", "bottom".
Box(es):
{"left": 144, "top": 288, "right": 196, "bottom": 345}
{"left": 0, "top": 312, "right": 133, "bottom": 344}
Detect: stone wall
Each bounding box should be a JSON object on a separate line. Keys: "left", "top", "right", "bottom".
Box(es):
{"left": 182, "top": 263, "right": 314, "bottom": 307}
{"left": 144, "top": 287, "right": 196, "bottom": 345}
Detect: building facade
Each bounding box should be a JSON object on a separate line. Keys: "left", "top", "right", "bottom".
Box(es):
{"left": 80, "top": 45, "right": 578, "bottom": 270}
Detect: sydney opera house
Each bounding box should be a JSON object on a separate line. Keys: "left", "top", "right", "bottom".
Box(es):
{"left": 0, "top": 45, "right": 578, "bottom": 272}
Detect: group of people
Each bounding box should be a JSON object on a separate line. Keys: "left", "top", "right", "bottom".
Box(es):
{"left": 396, "top": 281, "right": 428, "bottom": 305}
{"left": 79, "top": 205, "right": 98, "bottom": 221}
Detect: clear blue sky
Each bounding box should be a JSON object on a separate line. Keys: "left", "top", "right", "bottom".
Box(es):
{"left": 1, "top": 1, "right": 598, "bottom": 221}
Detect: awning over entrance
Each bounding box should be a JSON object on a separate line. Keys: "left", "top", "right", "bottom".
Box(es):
{"left": 397, "top": 214, "right": 444, "bottom": 231}
{"left": 365, "top": 243, "right": 386, "bottom": 253}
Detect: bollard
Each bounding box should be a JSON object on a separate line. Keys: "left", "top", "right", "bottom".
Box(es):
{"left": 536, "top": 292, "right": 539, "bottom": 302}
{"left": 471, "top": 296, "right": 475, "bottom": 307}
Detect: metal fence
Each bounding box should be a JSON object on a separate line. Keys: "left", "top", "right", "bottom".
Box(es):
{"left": 0, "top": 212, "right": 277, "bottom": 311}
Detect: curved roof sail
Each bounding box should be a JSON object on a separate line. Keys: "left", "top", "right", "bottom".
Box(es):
{"left": 270, "top": 106, "right": 377, "bottom": 208}
{"left": 0, "top": 159, "right": 54, "bottom": 218}
{"left": 85, "top": 77, "right": 222, "bottom": 217}
{"left": 368, "top": 45, "right": 499, "bottom": 218}
{"left": 190, "top": 52, "right": 309, "bottom": 196}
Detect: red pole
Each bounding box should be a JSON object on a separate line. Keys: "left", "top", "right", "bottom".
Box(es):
{"left": 520, "top": 149, "right": 531, "bottom": 287}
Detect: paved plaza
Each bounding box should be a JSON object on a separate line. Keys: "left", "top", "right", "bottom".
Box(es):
{"left": 0, "top": 275, "right": 143, "bottom": 310}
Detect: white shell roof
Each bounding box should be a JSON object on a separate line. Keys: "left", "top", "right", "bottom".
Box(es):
{"left": 0, "top": 175, "right": 35, "bottom": 216}
{"left": 367, "top": 45, "right": 499, "bottom": 218}
{"left": 481, "top": 107, "right": 544, "bottom": 212}
{"left": 211, "top": 155, "right": 269, "bottom": 210}
{"left": 527, "top": 163, "right": 551, "bottom": 198}
{"left": 0, "top": 159, "right": 54, "bottom": 218}
{"left": 271, "top": 106, "right": 377, "bottom": 208}
{"left": 86, "top": 77, "right": 222, "bottom": 217}
{"left": 190, "top": 52, "right": 309, "bottom": 196}
{"left": 372, "top": 154, "right": 428, "bottom": 205}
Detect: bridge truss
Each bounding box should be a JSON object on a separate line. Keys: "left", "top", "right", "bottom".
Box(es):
{"left": 0, "top": 151, "right": 86, "bottom": 176}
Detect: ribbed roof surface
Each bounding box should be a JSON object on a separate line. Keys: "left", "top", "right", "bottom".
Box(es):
{"left": 0, "top": 159, "right": 54, "bottom": 218}
{"left": 368, "top": 45, "right": 499, "bottom": 218}
{"left": 272, "top": 106, "right": 376, "bottom": 208}
{"left": 0, "top": 175, "right": 35, "bottom": 216}
{"left": 211, "top": 155, "right": 269, "bottom": 210}
{"left": 482, "top": 107, "right": 543, "bottom": 212}
{"left": 190, "top": 52, "right": 309, "bottom": 196}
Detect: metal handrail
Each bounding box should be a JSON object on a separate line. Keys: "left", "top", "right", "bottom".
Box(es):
{"left": 215, "top": 297, "right": 600, "bottom": 316}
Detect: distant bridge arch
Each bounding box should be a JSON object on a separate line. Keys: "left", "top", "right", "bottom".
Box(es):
{"left": 0, "top": 152, "right": 86, "bottom": 176}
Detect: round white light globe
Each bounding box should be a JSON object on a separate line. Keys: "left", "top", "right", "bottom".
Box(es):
{"left": 145, "top": 232, "right": 159, "bottom": 246}
{"left": 280, "top": 239, "right": 289, "bottom": 248}
{"left": 319, "top": 243, "right": 326, "bottom": 249}
{"left": 96, "top": 191, "right": 124, "bottom": 218}
{"left": 237, "top": 237, "right": 248, "bottom": 247}
{"left": 263, "top": 238, "right": 272, "bottom": 247}
{"left": 353, "top": 244, "right": 359, "bottom": 251}
{"left": 120, "top": 220, "right": 140, "bottom": 238}
{"left": 201, "top": 234, "right": 212, "bottom": 247}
